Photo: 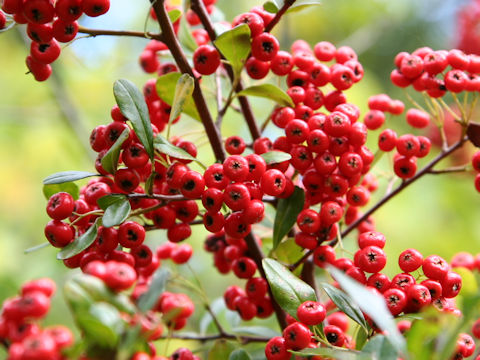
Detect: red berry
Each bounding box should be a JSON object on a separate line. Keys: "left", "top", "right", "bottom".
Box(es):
{"left": 193, "top": 45, "right": 221, "bottom": 75}
{"left": 297, "top": 301, "right": 326, "bottom": 326}
{"left": 283, "top": 322, "right": 312, "bottom": 350}
{"left": 251, "top": 32, "right": 279, "bottom": 62}
{"left": 399, "top": 248, "right": 423, "bottom": 273}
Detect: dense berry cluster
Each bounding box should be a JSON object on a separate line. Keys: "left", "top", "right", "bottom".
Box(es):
{"left": 1, "top": 0, "right": 110, "bottom": 81}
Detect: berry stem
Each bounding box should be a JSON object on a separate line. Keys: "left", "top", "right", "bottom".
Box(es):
{"left": 264, "top": 0, "right": 297, "bottom": 33}
{"left": 149, "top": 0, "right": 226, "bottom": 162}
{"left": 190, "top": 0, "right": 262, "bottom": 141}
{"left": 77, "top": 25, "right": 163, "bottom": 40}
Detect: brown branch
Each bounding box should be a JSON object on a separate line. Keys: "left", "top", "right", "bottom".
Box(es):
{"left": 149, "top": 0, "right": 226, "bottom": 162}
{"left": 77, "top": 25, "right": 163, "bottom": 41}
{"left": 190, "top": 0, "right": 261, "bottom": 141}
{"left": 264, "top": 0, "right": 297, "bottom": 33}
{"left": 427, "top": 165, "right": 469, "bottom": 175}
{"left": 301, "top": 259, "right": 318, "bottom": 297}
{"left": 160, "top": 332, "right": 270, "bottom": 343}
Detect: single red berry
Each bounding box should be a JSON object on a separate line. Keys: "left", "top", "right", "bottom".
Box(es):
{"left": 180, "top": 170, "right": 205, "bottom": 199}
{"left": 46, "top": 192, "right": 74, "bottom": 220}
{"left": 283, "top": 322, "right": 312, "bottom": 350}
{"left": 232, "top": 256, "right": 257, "bottom": 279}
{"left": 251, "top": 32, "right": 279, "bottom": 61}
{"left": 406, "top": 283, "right": 432, "bottom": 311}
{"left": 30, "top": 39, "right": 61, "bottom": 64}
{"left": 82, "top": 0, "right": 110, "bottom": 17}
{"left": 260, "top": 169, "right": 286, "bottom": 196}
{"left": 398, "top": 248, "right": 423, "bottom": 272}
{"left": 422, "top": 255, "right": 449, "bottom": 280}
{"left": 171, "top": 243, "right": 193, "bottom": 264}
{"left": 357, "top": 246, "right": 387, "bottom": 273}
{"left": 245, "top": 57, "right": 270, "bottom": 79}
{"left": 324, "top": 325, "right": 345, "bottom": 347}
{"left": 383, "top": 288, "right": 407, "bottom": 316}
{"left": 245, "top": 277, "right": 268, "bottom": 302}
{"left": 52, "top": 19, "right": 78, "bottom": 42}
{"left": 297, "top": 301, "right": 326, "bottom": 326}
{"left": 232, "top": 12, "right": 264, "bottom": 37}
{"left": 420, "top": 279, "right": 442, "bottom": 300}
{"left": 55, "top": 0, "right": 83, "bottom": 21}
{"left": 393, "top": 155, "right": 417, "bottom": 179}
{"left": 441, "top": 271, "right": 462, "bottom": 298}
{"left": 114, "top": 168, "right": 140, "bottom": 193}
{"left": 167, "top": 222, "right": 192, "bottom": 243}
{"left": 104, "top": 260, "right": 137, "bottom": 291}
{"left": 193, "top": 45, "right": 221, "bottom": 75}
{"left": 313, "top": 245, "right": 336, "bottom": 268}
{"left": 44, "top": 220, "right": 74, "bottom": 247}
{"left": 265, "top": 336, "right": 290, "bottom": 360}
{"left": 390, "top": 273, "right": 416, "bottom": 292}
{"left": 367, "top": 272, "right": 391, "bottom": 293}
{"left": 118, "top": 221, "right": 145, "bottom": 248}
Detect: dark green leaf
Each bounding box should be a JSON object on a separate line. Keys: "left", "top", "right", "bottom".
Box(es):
{"left": 271, "top": 238, "right": 304, "bottom": 270}
{"left": 97, "top": 194, "right": 127, "bottom": 210}
{"left": 43, "top": 182, "right": 79, "bottom": 200}
{"left": 229, "top": 349, "right": 252, "bottom": 360}
{"left": 156, "top": 73, "right": 200, "bottom": 121}
{"left": 168, "top": 8, "right": 182, "bottom": 23}
{"left": 57, "top": 219, "right": 100, "bottom": 260}
{"left": 231, "top": 326, "right": 280, "bottom": 339}
{"left": 24, "top": 242, "right": 50, "bottom": 254}
{"left": 170, "top": 73, "right": 195, "bottom": 124}
{"left": 76, "top": 302, "right": 123, "bottom": 348}
{"left": 102, "top": 197, "right": 131, "bottom": 228}
{"left": 293, "top": 347, "right": 359, "bottom": 360}
{"left": 237, "top": 84, "right": 294, "bottom": 107}
{"left": 261, "top": 150, "right": 292, "bottom": 165}
{"left": 355, "top": 325, "right": 369, "bottom": 350}
{"left": 137, "top": 267, "right": 170, "bottom": 312}
{"left": 328, "top": 267, "right": 407, "bottom": 357}
{"left": 214, "top": 24, "right": 251, "bottom": 76}
{"left": 262, "top": 258, "right": 316, "bottom": 318}
{"left": 272, "top": 186, "right": 305, "bottom": 249}
{"left": 208, "top": 340, "right": 235, "bottom": 360}
{"left": 263, "top": 1, "right": 279, "bottom": 13}
{"left": 287, "top": 0, "right": 322, "bottom": 13}
{"left": 113, "top": 79, "right": 154, "bottom": 159}
{"left": 361, "top": 335, "right": 398, "bottom": 360}
{"left": 101, "top": 128, "right": 130, "bottom": 174}
{"left": 43, "top": 171, "right": 98, "bottom": 185}
{"left": 154, "top": 134, "right": 198, "bottom": 162}
{"left": 320, "top": 283, "right": 368, "bottom": 332}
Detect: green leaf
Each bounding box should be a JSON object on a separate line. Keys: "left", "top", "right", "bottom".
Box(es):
{"left": 169, "top": 73, "right": 195, "bottom": 124}
{"left": 328, "top": 267, "right": 407, "bottom": 358}
{"left": 178, "top": 0, "right": 198, "bottom": 52}
{"left": 154, "top": 134, "right": 198, "bottom": 162}
{"left": 293, "top": 347, "right": 359, "bottom": 360}
{"left": 262, "top": 258, "right": 317, "bottom": 318}
{"left": 57, "top": 218, "right": 100, "bottom": 260}
{"left": 361, "top": 335, "right": 398, "bottom": 360}
{"left": 137, "top": 267, "right": 170, "bottom": 312}
{"left": 97, "top": 194, "right": 127, "bottom": 210}
{"left": 113, "top": 79, "right": 154, "bottom": 159}
{"left": 43, "top": 182, "right": 79, "bottom": 200}
{"left": 102, "top": 197, "right": 131, "bottom": 228}
{"left": 208, "top": 340, "right": 236, "bottom": 360}
{"left": 237, "top": 84, "right": 294, "bottom": 107}
{"left": 43, "top": 171, "right": 98, "bottom": 185}
{"left": 156, "top": 72, "right": 200, "bottom": 121}
{"left": 231, "top": 326, "right": 281, "bottom": 339}
{"left": 287, "top": 0, "right": 322, "bottom": 13}
{"left": 261, "top": 150, "right": 292, "bottom": 165}
{"left": 271, "top": 238, "right": 304, "bottom": 268}
{"left": 101, "top": 128, "right": 130, "bottom": 174}
{"left": 320, "top": 283, "right": 368, "bottom": 332}
{"left": 214, "top": 24, "right": 251, "bottom": 76}
{"left": 272, "top": 186, "right": 305, "bottom": 249}
{"left": 229, "top": 349, "right": 252, "bottom": 360}
{"left": 76, "top": 302, "right": 123, "bottom": 348}
{"left": 263, "top": 1, "right": 279, "bottom": 13}
{"left": 168, "top": 8, "right": 182, "bottom": 23}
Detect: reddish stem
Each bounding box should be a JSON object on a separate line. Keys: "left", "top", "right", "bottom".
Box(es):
{"left": 77, "top": 25, "right": 163, "bottom": 40}
{"left": 264, "top": 0, "right": 297, "bottom": 33}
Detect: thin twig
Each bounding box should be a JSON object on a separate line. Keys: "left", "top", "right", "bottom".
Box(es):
{"left": 77, "top": 25, "right": 163, "bottom": 40}
{"left": 159, "top": 332, "right": 270, "bottom": 343}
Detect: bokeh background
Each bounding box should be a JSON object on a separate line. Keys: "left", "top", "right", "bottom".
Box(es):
{"left": 1, "top": 0, "right": 480, "bottom": 357}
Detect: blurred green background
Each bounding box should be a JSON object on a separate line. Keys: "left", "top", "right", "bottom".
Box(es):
{"left": 1, "top": 0, "right": 480, "bottom": 357}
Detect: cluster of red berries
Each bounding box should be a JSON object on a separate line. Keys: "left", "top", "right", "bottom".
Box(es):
{"left": 391, "top": 47, "right": 480, "bottom": 95}
{"left": 0, "top": 279, "right": 74, "bottom": 360}
{"left": 1, "top": 0, "right": 110, "bottom": 81}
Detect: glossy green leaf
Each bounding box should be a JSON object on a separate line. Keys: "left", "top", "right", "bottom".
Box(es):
{"left": 76, "top": 302, "right": 123, "bottom": 348}
{"left": 328, "top": 267, "right": 407, "bottom": 358}
{"left": 169, "top": 73, "right": 195, "bottom": 126}
{"left": 271, "top": 238, "right": 304, "bottom": 268}
{"left": 154, "top": 134, "right": 198, "bottom": 162}
{"left": 287, "top": 0, "right": 322, "bottom": 13}
{"left": 70, "top": 274, "right": 136, "bottom": 314}
{"left": 43, "top": 171, "right": 98, "bottom": 185}
{"left": 102, "top": 197, "right": 131, "bottom": 228}
{"left": 262, "top": 258, "right": 317, "bottom": 318}
{"left": 261, "top": 150, "right": 292, "bottom": 165}
{"left": 263, "top": 1, "right": 279, "bottom": 13}
{"left": 208, "top": 340, "right": 236, "bottom": 360}
{"left": 168, "top": 8, "right": 182, "bottom": 23}
{"left": 231, "top": 326, "right": 281, "bottom": 339}
{"left": 293, "top": 347, "right": 359, "bottom": 360}
{"left": 237, "top": 84, "right": 294, "bottom": 107}
{"left": 156, "top": 72, "right": 200, "bottom": 121}
{"left": 361, "top": 335, "right": 397, "bottom": 360}
{"left": 320, "top": 283, "right": 368, "bottom": 332}
{"left": 43, "top": 182, "right": 79, "bottom": 200}
{"left": 57, "top": 218, "right": 100, "bottom": 260}
{"left": 229, "top": 349, "right": 252, "bottom": 360}
{"left": 101, "top": 128, "right": 130, "bottom": 174}
{"left": 273, "top": 186, "right": 305, "bottom": 249}
{"left": 137, "top": 267, "right": 170, "bottom": 312}
{"left": 97, "top": 194, "right": 127, "bottom": 210}
{"left": 113, "top": 79, "right": 154, "bottom": 159}
{"left": 214, "top": 24, "right": 251, "bottom": 76}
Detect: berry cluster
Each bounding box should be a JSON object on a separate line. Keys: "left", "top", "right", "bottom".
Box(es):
{"left": 0, "top": 279, "right": 74, "bottom": 360}
{"left": 1, "top": 0, "right": 110, "bottom": 81}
